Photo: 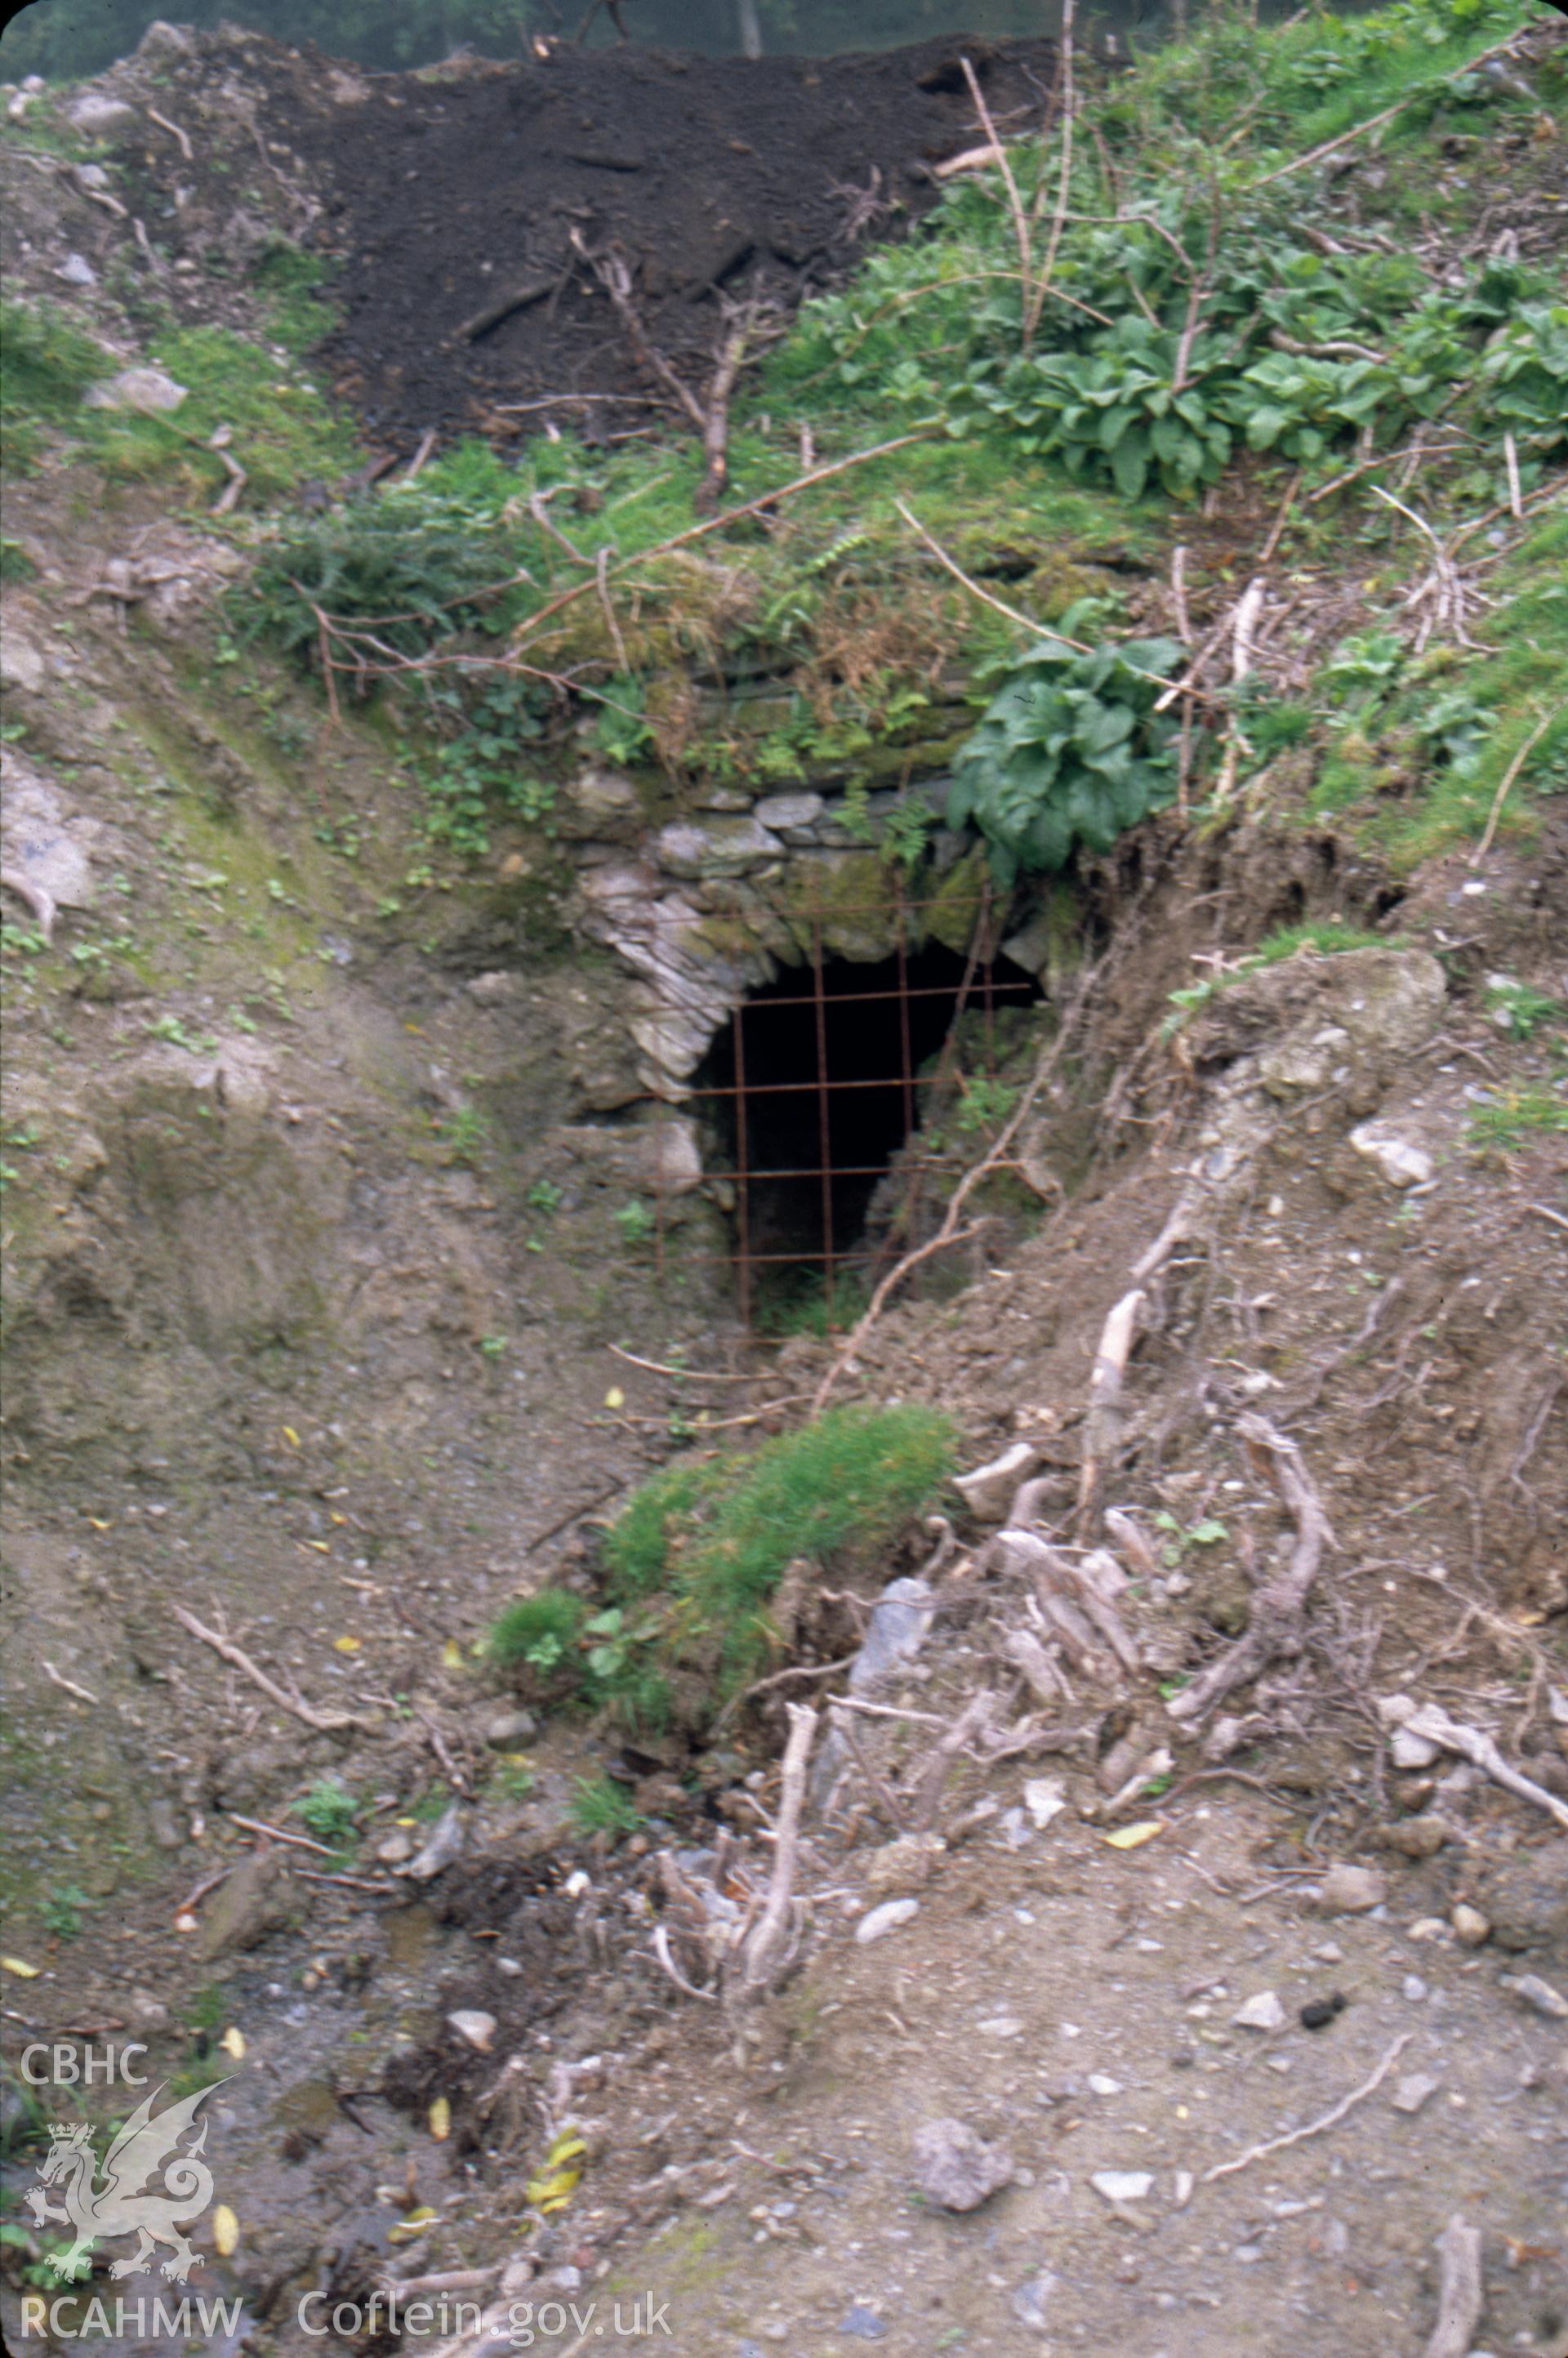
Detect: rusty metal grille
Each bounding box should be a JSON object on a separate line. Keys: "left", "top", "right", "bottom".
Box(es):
{"left": 596, "top": 873, "right": 1040, "bottom": 1332}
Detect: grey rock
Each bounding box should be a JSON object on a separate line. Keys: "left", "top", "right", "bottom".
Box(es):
{"left": 1391, "top": 2073, "right": 1441, "bottom": 2115}
{"left": 1383, "top": 1814, "right": 1447, "bottom": 1859}
{"left": 0, "top": 773, "right": 98, "bottom": 912}
{"left": 0, "top": 633, "right": 46, "bottom": 693}
{"left": 654, "top": 816, "right": 782, "bottom": 876}
{"left": 752, "top": 792, "right": 824, "bottom": 833}
{"left": 1010, "top": 2273, "right": 1059, "bottom": 2331}
{"left": 56, "top": 253, "right": 98, "bottom": 287}
{"left": 1390, "top": 1725, "right": 1442, "bottom": 1769}
{"left": 912, "top": 2117, "right": 1015, "bottom": 2212}
{"left": 1450, "top": 1902, "right": 1490, "bottom": 1946}
{"left": 546, "top": 1116, "right": 702, "bottom": 1197}
{"left": 198, "top": 1848, "right": 292, "bottom": 1960}
{"left": 399, "top": 1803, "right": 466, "bottom": 1883}
{"left": 65, "top": 92, "right": 138, "bottom": 134}
{"left": 1477, "top": 1840, "right": 1568, "bottom": 1955}
{"left": 375, "top": 1830, "right": 414, "bottom": 1866}
{"left": 839, "top": 2309, "right": 888, "bottom": 2342}
{"left": 484, "top": 1708, "right": 540, "bottom": 1750}
{"left": 1502, "top": 1971, "right": 1568, "bottom": 2021}
{"left": 127, "top": 1988, "right": 170, "bottom": 2030}
{"left": 556, "top": 767, "right": 644, "bottom": 844}
{"left": 147, "top": 1799, "right": 184, "bottom": 1852}
{"left": 135, "top": 21, "right": 197, "bottom": 60}
{"left": 864, "top": 1834, "right": 945, "bottom": 1893}
{"left": 1316, "top": 1864, "right": 1388, "bottom": 1915}
{"left": 85, "top": 366, "right": 189, "bottom": 415}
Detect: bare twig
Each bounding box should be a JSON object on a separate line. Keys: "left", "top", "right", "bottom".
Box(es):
{"left": 1201, "top": 2033, "right": 1412, "bottom": 2182}
{"left": 1166, "top": 1415, "right": 1334, "bottom": 1724}
{"left": 1423, "top": 2218, "right": 1484, "bottom": 2358}
{"left": 1076, "top": 1290, "right": 1144, "bottom": 1541}
{"left": 1170, "top": 544, "right": 1192, "bottom": 644}
{"left": 595, "top": 546, "right": 630, "bottom": 671}
{"left": 224, "top": 1812, "right": 337, "bottom": 1857}
{"left": 145, "top": 105, "right": 194, "bottom": 161}
{"left": 908, "top": 1689, "right": 994, "bottom": 1830}
{"left": 404, "top": 428, "right": 439, "bottom": 483}
{"left": 960, "top": 59, "right": 1033, "bottom": 337}
{"left": 1029, "top": 0, "right": 1076, "bottom": 342}
{"left": 41, "top": 1660, "right": 99, "bottom": 1707}
{"left": 650, "top": 1923, "right": 719, "bottom": 2003}
{"left": 1471, "top": 707, "right": 1553, "bottom": 865}
{"left": 737, "top": 1705, "right": 817, "bottom": 1997}
{"left": 1400, "top": 1702, "right": 1568, "bottom": 1833}
{"left": 171, "top": 1602, "right": 375, "bottom": 1733}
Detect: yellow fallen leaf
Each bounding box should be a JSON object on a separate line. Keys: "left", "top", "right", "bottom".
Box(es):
{"left": 1103, "top": 1820, "right": 1165, "bottom": 1850}
{"left": 87, "top": 1517, "right": 112, "bottom": 1531}
{"left": 429, "top": 2096, "right": 451, "bottom": 2142}
{"left": 404, "top": 1023, "right": 425, "bottom": 1036}
{"left": 388, "top": 2207, "right": 436, "bottom": 2244}
{"left": 219, "top": 2026, "right": 246, "bottom": 2061}
{"left": 396, "top": 1816, "right": 417, "bottom": 1828}
{"left": 306, "top": 1540, "right": 332, "bottom": 1556}
{"left": 1, "top": 1955, "right": 40, "bottom": 1978}
{"left": 333, "top": 1635, "right": 361, "bottom": 1653}
{"left": 548, "top": 2132, "right": 587, "bottom": 2166}
{"left": 441, "top": 1639, "right": 465, "bottom": 1670}
{"left": 283, "top": 1426, "right": 301, "bottom": 1447}
{"left": 330, "top": 1511, "right": 350, "bottom": 1527}
{"left": 604, "top": 1386, "right": 626, "bottom": 1410}
{"left": 524, "top": 2168, "right": 581, "bottom": 2211}
{"left": 212, "top": 2204, "right": 238, "bottom": 2258}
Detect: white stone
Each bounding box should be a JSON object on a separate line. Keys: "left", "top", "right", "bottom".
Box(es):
{"left": 1023, "top": 1777, "right": 1067, "bottom": 1830}
{"left": 1091, "top": 2171, "right": 1153, "bottom": 2205}
{"left": 1391, "top": 2073, "right": 1441, "bottom": 2115}
{"left": 1232, "top": 1990, "right": 1286, "bottom": 2032}
{"left": 1349, "top": 1124, "right": 1434, "bottom": 1189}
{"left": 1450, "top": 1902, "right": 1490, "bottom": 1946}
{"left": 1087, "top": 2073, "right": 1123, "bottom": 2096}
{"left": 1391, "top": 1726, "right": 1441, "bottom": 1769}
{"left": 56, "top": 253, "right": 97, "bottom": 286}
{"left": 447, "top": 2009, "right": 497, "bottom": 2053}
{"left": 855, "top": 1897, "right": 920, "bottom": 1945}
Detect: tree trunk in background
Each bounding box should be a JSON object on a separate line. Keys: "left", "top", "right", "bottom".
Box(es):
{"left": 737, "top": 0, "right": 763, "bottom": 56}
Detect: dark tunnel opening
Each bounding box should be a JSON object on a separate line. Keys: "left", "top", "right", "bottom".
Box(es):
{"left": 692, "top": 939, "right": 1041, "bottom": 1317}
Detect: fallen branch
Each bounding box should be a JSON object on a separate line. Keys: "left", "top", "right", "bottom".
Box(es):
{"left": 651, "top": 1923, "right": 719, "bottom": 2003}
{"left": 960, "top": 58, "right": 1033, "bottom": 339}
{"left": 735, "top": 1704, "right": 817, "bottom": 1997}
{"left": 171, "top": 1602, "right": 376, "bottom": 1733}
{"left": 1076, "top": 1289, "right": 1144, "bottom": 1541}
{"left": 1471, "top": 707, "right": 1552, "bottom": 866}
{"left": 697, "top": 306, "right": 755, "bottom": 508}
{"left": 1201, "top": 2032, "right": 1411, "bottom": 2182}
{"left": 828, "top": 1702, "right": 909, "bottom": 1830}
{"left": 1400, "top": 1701, "right": 1568, "bottom": 1833}
{"left": 1166, "top": 1414, "right": 1334, "bottom": 1725}
{"left": 1423, "top": 2217, "right": 1484, "bottom": 2358}
{"left": 908, "top": 1687, "right": 994, "bottom": 1830}
{"left": 1028, "top": 0, "right": 1076, "bottom": 341}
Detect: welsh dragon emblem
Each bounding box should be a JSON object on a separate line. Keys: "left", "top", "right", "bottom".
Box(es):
{"left": 23, "top": 2080, "right": 226, "bottom": 2282}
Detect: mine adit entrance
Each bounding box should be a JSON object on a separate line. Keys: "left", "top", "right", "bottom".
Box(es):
{"left": 688, "top": 911, "right": 1041, "bottom": 1328}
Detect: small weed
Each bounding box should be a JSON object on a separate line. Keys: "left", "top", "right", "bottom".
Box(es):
{"left": 488, "top": 1589, "right": 590, "bottom": 1677}
{"left": 489, "top": 1759, "right": 536, "bottom": 1803}
{"left": 1151, "top": 1511, "right": 1229, "bottom": 1566}
{"left": 434, "top": 1105, "right": 488, "bottom": 1166}
{"left": 956, "top": 1075, "right": 1020, "bottom": 1135}
{"left": 568, "top": 1776, "right": 644, "bottom": 1840}
{"left": 1466, "top": 1083, "right": 1568, "bottom": 1152}
{"left": 41, "top": 1884, "right": 91, "bottom": 1941}
{"left": 1484, "top": 978, "right": 1562, "bottom": 1041}
{"left": 527, "top": 1178, "right": 565, "bottom": 1215}
{"left": 479, "top": 1333, "right": 509, "bottom": 1358}
{"left": 614, "top": 1198, "right": 656, "bottom": 1249}
{"left": 292, "top": 1779, "right": 359, "bottom": 1850}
